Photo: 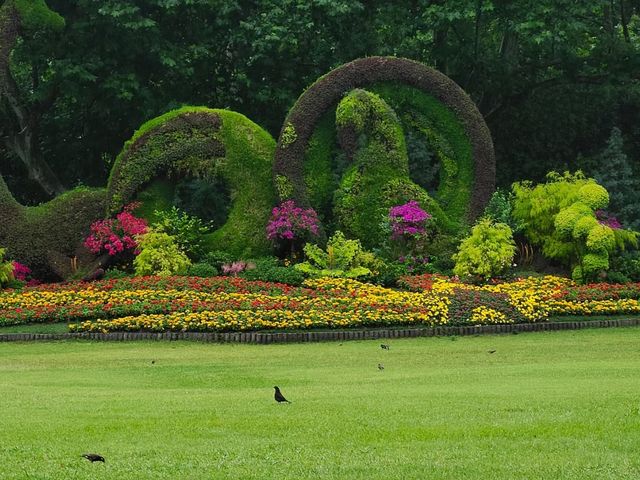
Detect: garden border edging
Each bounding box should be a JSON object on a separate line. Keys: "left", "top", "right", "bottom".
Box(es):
{"left": 1, "top": 319, "right": 639, "bottom": 343}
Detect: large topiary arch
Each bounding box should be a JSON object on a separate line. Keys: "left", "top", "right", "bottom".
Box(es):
{"left": 273, "top": 56, "right": 495, "bottom": 223}
{"left": 107, "top": 106, "right": 276, "bottom": 257}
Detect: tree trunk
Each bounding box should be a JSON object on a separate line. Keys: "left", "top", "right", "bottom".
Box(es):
{"left": 0, "top": 1, "right": 65, "bottom": 197}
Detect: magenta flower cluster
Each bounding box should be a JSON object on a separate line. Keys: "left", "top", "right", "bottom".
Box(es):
{"left": 11, "top": 261, "right": 31, "bottom": 281}
{"left": 266, "top": 200, "right": 320, "bottom": 241}
{"left": 595, "top": 210, "right": 622, "bottom": 230}
{"left": 84, "top": 203, "right": 148, "bottom": 256}
{"left": 389, "top": 200, "right": 431, "bottom": 239}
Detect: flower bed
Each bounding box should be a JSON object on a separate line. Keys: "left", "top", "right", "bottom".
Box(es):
{"left": 2, "top": 275, "right": 640, "bottom": 333}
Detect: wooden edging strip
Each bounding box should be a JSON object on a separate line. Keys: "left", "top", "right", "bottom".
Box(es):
{"left": 0, "top": 318, "right": 639, "bottom": 343}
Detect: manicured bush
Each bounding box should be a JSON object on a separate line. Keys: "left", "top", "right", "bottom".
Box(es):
{"left": 0, "top": 184, "right": 107, "bottom": 281}
{"left": 239, "top": 258, "right": 305, "bottom": 286}
{"left": 452, "top": 219, "right": 516, "bottom": 281}
{"left": 512, "top": 171, "right": 638, "bottom": 283}
{"left": 133, "top": 232, "right": 191, "bottom": 276}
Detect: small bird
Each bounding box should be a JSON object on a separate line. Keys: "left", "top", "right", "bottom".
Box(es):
{"left": 151, "top": 360, "right": 155, "bottom": 365}
{"left": 274, "top": 386, "right": 291, "bottom": 403}
{"left": 378, "top": 363, "right": 384, "bottom": 370}
{"left": 380, "top": 344, "right": 390, "bottom": 350}
{"left": 488, "top": 350, "right": 496, "bottom": 354}
{"left": 82, "top": 453, "right": 105, "bottom": 463}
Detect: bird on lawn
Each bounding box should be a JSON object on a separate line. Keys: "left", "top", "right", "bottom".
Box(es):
{"left": 488, "top": 350, "right": 496, "bottom": 354}
{"left": 380, "top": 344, "right": 390, "bottom": 350}
{"left": 274, "top": 386, "right": 291, "bottom": 403}
{"left": 378, "top": 363, "right": 384, "bottom": 370}
{"left": 82, "top": 453, "right": 105, "bottom": 463}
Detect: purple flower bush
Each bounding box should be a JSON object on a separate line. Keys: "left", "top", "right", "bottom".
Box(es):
{"left": 389, "top": 200, "right": 431, "bottom": 239}
{"left": 387, "top": 201, "right": 433, "bottom": 264}
{"left": 266, "top": 200, "right": 320, "bottom": 258}
{"left": 267, "top": 200, "right": 320, "bottom": 241}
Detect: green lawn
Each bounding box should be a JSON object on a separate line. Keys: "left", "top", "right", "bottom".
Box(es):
{"left": 0, "top": 329, "right": 639, "bottom": 479}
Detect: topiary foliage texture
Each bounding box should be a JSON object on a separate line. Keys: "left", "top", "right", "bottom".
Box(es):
{"left": 273, "top": 56, "right": 494, "bottom": 225}
{"left": 107, "top": 106, "right": 276, "bottom": 258}
{"left": 332, "top": 89, "right": 453, "bottom": 247}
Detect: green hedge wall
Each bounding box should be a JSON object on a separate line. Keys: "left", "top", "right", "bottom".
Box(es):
{"left": 107, "top": 106, "right": 276, "bottom": 257}
{"left": 274, "top": 56, "right": 495, "bottom": 223}
{"left": 0, "top": 181, "right": 106, "bottom": 281}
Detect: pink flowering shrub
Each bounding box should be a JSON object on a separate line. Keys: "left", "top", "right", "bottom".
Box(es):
{"left": 389, "top": 200, "right": 432, "bottom": 239}
{"left": 84, "top": 203, "right": 148, "bottom": 256}
{"left": 266, "top": 200, "right": 320, "bottom": 241}
{"left": 222, "top": 261, "right": 256, "bottom": 276}
{"left": 266, "top": 200, "right": 320, "bottom": 258}
{"left": 12, "top": 261, "right": 31, "bottom": 281}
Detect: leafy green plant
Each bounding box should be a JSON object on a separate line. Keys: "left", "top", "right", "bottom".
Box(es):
{"left": 0, "top": 248, "right": 15, "bottom": 288}
{"left": 239, "top": 257, "right": 305, "bottom": 286}
{"left": 133, "top": 232, "right": 192, "bottom": 276}
{"left": 185, "top": 263, "right": 219, "bottom": 278}
{"left": 452, "top": 219, "right": 516, "bottom": 282}
{"left": 295, "top": 231, "right": 375, "bottom": 279}
{"left": 152, "top": 207, "right": 210, "bottom": 261}
{"left": 513, "top": 171, "right": 637, "bottom": 283}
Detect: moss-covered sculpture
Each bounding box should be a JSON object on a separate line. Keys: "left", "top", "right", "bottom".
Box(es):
{"left": 274, "top": 56, "right": 494, "bottom": 226}
{"left": 0, "top": 175, "right": 107, "bottom": 280}
{"left": 331, "top": 89, "right": 454, "bottom": 247}
{"left": 107, "top": 106, "right": 276, "bottom": 257}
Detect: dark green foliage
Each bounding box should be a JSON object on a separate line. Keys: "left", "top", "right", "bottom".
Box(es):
{"left": 103, "top": 268, "right": 130, "bottom": 280}
{"left": 608, "top": 250, "right": 640, "bottom": 283}
{"left": 274, "top": 57, "right": 495, "bottom": 222}
{"left": 591, "top": 127, "right": 640, "bottom": 231}
{"left": 185, "top": 262, "right": 219, "bottom": 278}
{"left": 239, "top": 258, "right": 304, "bottom": 286}
{"left": 174, "top": 177, "right": 230, "bottom": 229}
{"left": 108, "top": 106, "right": 276, "bottom": 257}
{"left": 201, "top": 251, "right": 234, "bottom": 271}
{"left": 0, "top": 186, "right": 107, "bottom": 280}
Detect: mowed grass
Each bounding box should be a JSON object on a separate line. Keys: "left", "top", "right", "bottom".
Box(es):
{"left": 0, "top": 329, "right": 639, "bottom": 479}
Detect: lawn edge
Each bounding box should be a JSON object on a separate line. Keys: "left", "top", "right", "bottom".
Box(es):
{"left": 0, "top": 318, "right": 639, "bottom": 343}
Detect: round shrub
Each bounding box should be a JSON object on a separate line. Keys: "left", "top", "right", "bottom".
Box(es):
{"left": 452, "top": 219, "right": 516, "bottom": 281}
{"left": 578, "top": 184, "right": 609, "bottom": 210}
{"left": 586, "top": 225, "right": 616, "bottom": 251}
{"left": 133, "top": 232, "right": 192, "bottom": 276}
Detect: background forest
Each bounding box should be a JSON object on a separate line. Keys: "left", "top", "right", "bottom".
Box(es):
{"left": 1, "top": 0, "right": 639, "bottom": 212}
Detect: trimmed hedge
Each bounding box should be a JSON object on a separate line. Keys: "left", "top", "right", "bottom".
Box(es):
{"left": 274, "top": 56, "right": 495, "bottom": 222}
{"left": 0, "top": 183, "right": 107, "bottom": 281}
{"left": 107, "top": 106, "right": 276, "bottom": 257}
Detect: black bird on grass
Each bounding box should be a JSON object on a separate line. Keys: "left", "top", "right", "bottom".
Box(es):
{"left": 378, "top": 363, "right": 384, "bottom": 370}
{"left": 380, "top": 344, "right": 390, "bottom": 350}
{"left": 82, "top": 453, "right": 105, "bottom": 463}
{"left": 274, "top": 386, "right": 291, "bottom": 403}
{"left": 488, "top": 350, "right": 496, "bottom": 354}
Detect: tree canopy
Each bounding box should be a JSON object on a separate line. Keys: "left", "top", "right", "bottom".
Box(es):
{"left": 1, "top": 0, "right": 639, "bottom": 207}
